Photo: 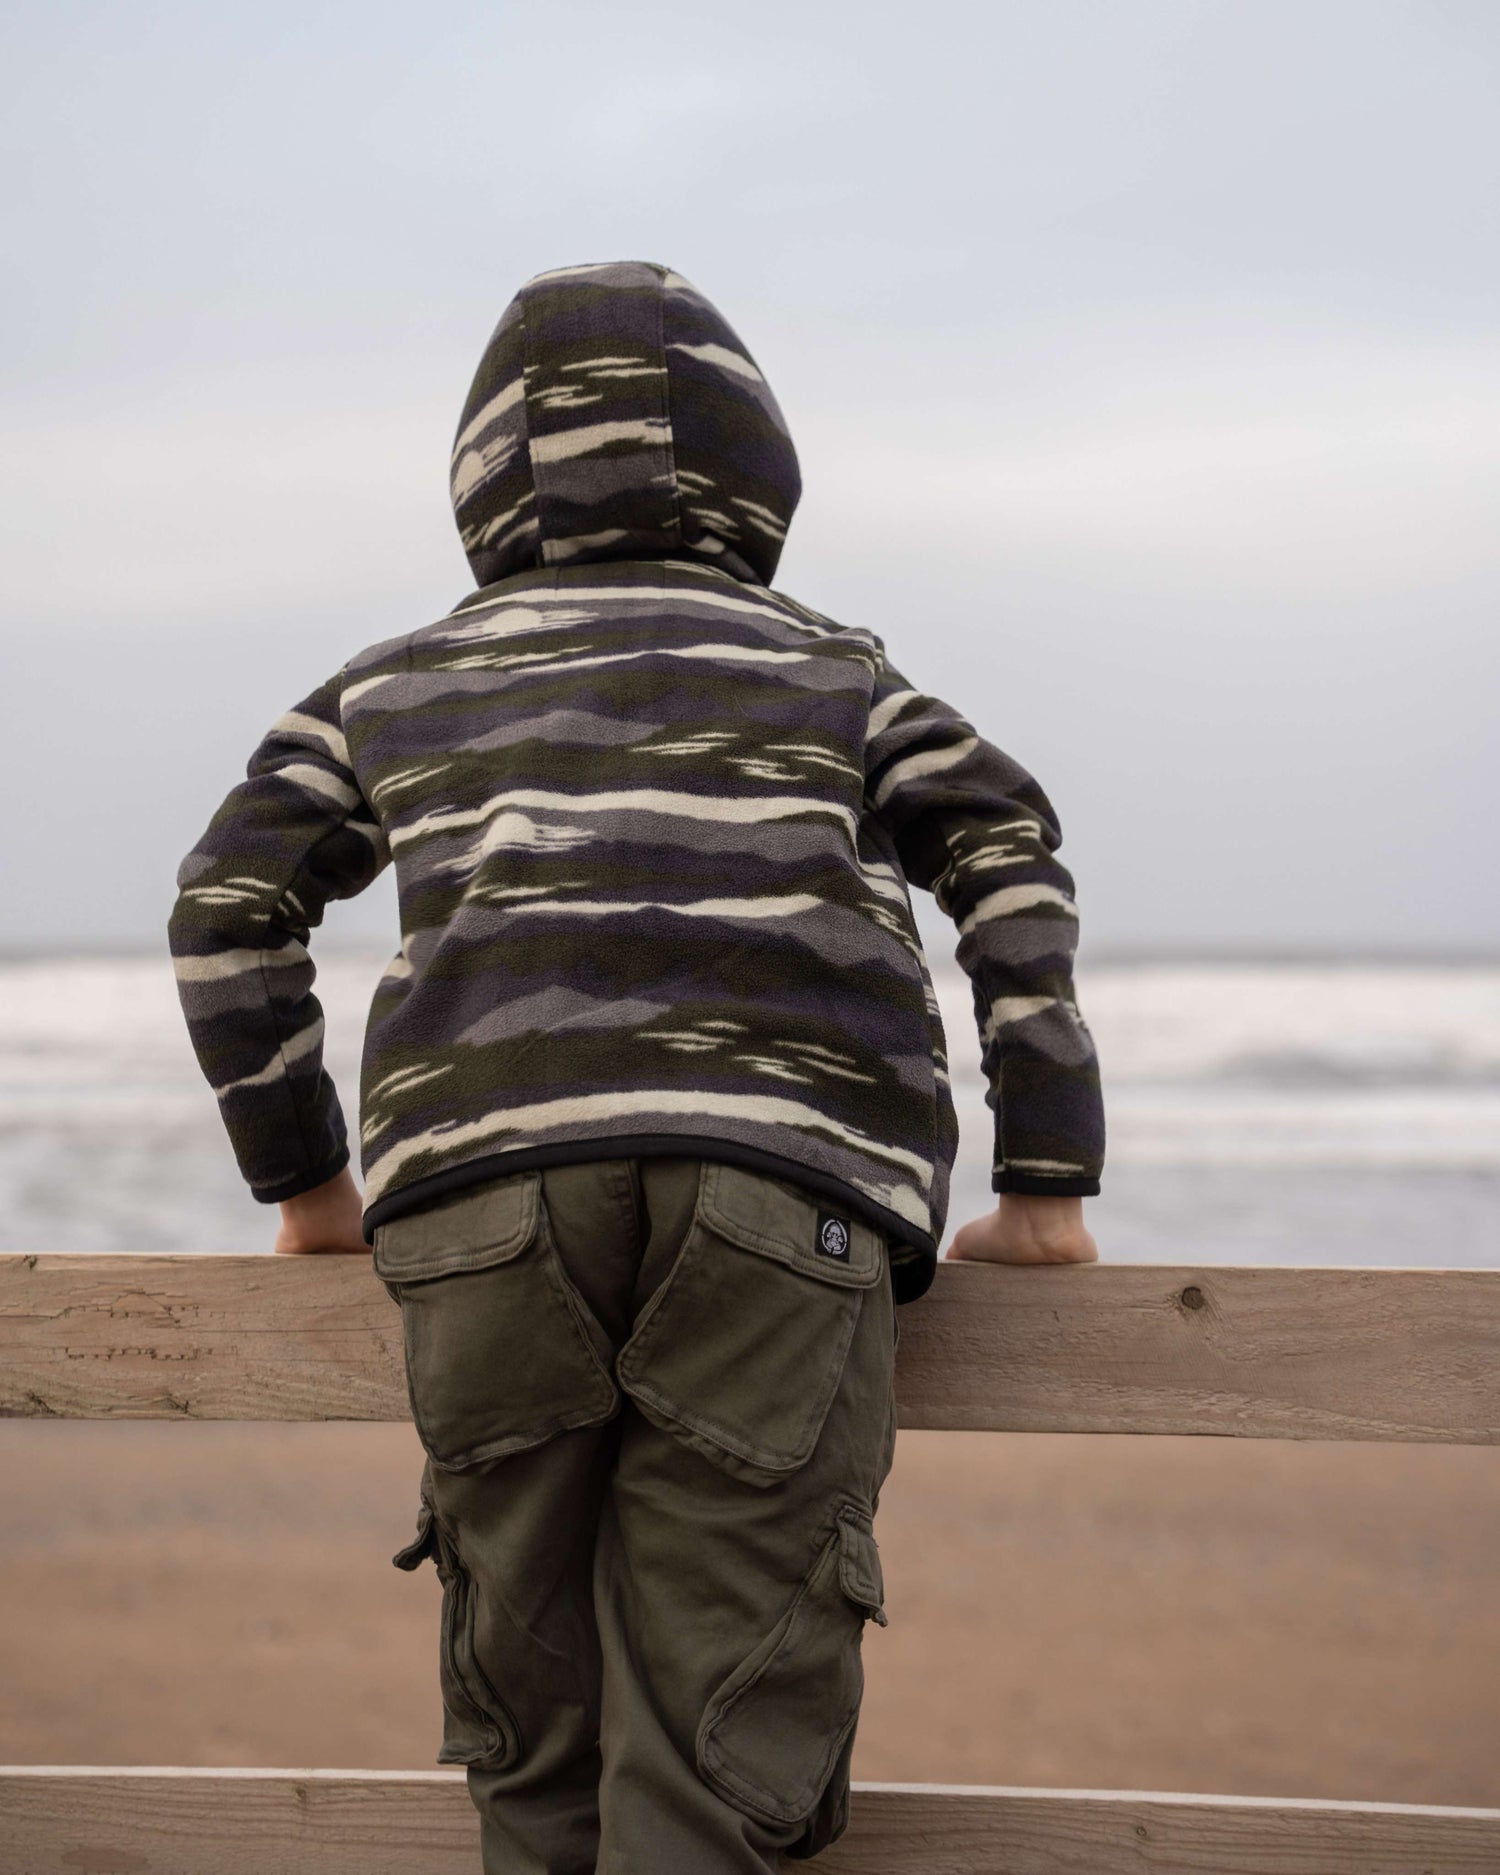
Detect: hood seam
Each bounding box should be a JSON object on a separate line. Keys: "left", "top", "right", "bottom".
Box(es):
{"left": 653, "top": 265, "right": 685, "bottom": 560}
{"left": 514, "top": 296, "right": 541, "bottom": 577}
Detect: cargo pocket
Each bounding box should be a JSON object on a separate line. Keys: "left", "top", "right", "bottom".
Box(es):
{"left": 616, "top": 1162, "right": 885, "bottom": 1488}
{"left": 393, "top": 1495, "right": 522, "bottom": 1770}
{"left": 696, "top": 1502, "right": 887, "bottom": 1841}
{"left": 373, "top": 1173, "right": 619, "bottom": 1472}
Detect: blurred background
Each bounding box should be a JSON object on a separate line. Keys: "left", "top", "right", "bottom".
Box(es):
{"left": 1, "top": 0, "right": 1496, "bottom": 1809}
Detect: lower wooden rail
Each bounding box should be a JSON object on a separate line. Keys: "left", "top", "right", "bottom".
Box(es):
{"left": 2, "top": 1768, "right": 1497, "bottom": 1873}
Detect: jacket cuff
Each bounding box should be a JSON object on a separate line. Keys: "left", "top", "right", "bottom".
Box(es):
{"left": 249, "top": 1144, "right": 352, "bottom": 1205}
{"left": 992, "top": 1168, "right": 1100, "bottom": 1198}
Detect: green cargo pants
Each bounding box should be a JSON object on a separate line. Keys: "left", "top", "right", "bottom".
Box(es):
{"left": 373, "top": 1155, "right": 901, "bottom": 1874}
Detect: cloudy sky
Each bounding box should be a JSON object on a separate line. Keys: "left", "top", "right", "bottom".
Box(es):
{"left": 2, "top": 0, "right": 1496, "bottom": 955}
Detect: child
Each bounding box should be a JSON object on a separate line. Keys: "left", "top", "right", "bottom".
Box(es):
{"left": 168, "top": 261, "right": 1104, "bottom": 1873}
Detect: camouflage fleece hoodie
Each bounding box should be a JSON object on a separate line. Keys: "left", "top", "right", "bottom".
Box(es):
{"left": 168, "top": 261, "right": 1105, "bottom": 1303}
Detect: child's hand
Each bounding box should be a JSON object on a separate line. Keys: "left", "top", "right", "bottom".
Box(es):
{"left": 273, "top": 1166, "right": 370, "bottom": 1255}
{"left": 947, "top": 1192, "right": 1098, "bottom": 1267}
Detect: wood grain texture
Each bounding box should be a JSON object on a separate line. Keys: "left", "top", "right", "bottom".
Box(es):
{"left": 822, "top": 1782, "right": 1500, "bottom": 1874}
{"left": 2, "top": 1770, "right": 1497, "bottom": 1875}
{"left": 0, "top": 1255, "right": 409, "bottom": 1425}
{"left": 896, "top": 1262, "right": 1500, "bottom": 1443}
{"left": 2, "top": 1256, "right": 1497, "bottom": 1441}
{"left": 0, "top": 1768, "right": 473, "bottom": 1874}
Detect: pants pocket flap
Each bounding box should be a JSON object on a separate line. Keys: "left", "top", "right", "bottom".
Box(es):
{"left": 372, "top": 1174, "right": 542, "bottom": 1284}
{"left": 698, "top": 1163, "right": 884, "bottom": 1288}
{"left": 836, "top": 1507, "right": 887, "bottom": 1626}
{"left": 617, "top": 1165, "right": 879, "bottom": 1486}
{"left": 378, "top": 1176, "right": 619, "bottom": 1471}
{"left": 391, "top": 1498, "right": 440, "bottom": 1571}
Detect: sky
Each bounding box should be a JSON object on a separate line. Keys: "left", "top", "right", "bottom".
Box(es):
{"left": 2, "top": 0, "right": 1496, "bottom": 956}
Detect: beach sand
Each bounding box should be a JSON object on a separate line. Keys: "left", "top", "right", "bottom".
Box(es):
{"left": 1, "top": 1421, "right": 1496, "bottom": 1808}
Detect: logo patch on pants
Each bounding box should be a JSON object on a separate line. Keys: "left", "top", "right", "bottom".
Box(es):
{"left": 815, "top": 1211, "right": 851, "bottom": 1260}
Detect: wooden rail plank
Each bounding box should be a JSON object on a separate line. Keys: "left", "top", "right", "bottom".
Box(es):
{"left": 0, "top": 1254, "right": 409, "bottom": 1426}
{"left": 1, "top": 1255, "right": 1497, "bottom": 1441}
{"left": 901, "top": 1261, "right": 1500, "bottom": 1442}
{"left": 2, "top": 1769, "right": 1497, "bottom": 1874}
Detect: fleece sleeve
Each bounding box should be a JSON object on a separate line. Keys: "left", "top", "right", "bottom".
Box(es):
{"left": 863, "top": 643, "right": 1105, "bottom": 1197}
{"left": 166, "top": 668, "right": 390, "bottom": 1203}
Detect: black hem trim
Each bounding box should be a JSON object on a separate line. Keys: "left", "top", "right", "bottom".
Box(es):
{"left": 993, "top": 1170, "right": 1101, "bottom": 1198}
{"left": 362, "top": 1135, "right": 939, "bottom": 1304}
{"left": 251, "top": 1144, "right": 351, "bottom": 1206}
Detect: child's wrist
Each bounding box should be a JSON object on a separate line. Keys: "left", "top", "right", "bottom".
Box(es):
{"left": 275, "top": 1166, "right": 366, "bottom": 1254}
{"left": 999, "top": 1190, "right": 1084, "bottom": 1213}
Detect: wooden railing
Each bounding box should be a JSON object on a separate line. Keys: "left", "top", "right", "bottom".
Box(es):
{"left": 2, "top": 1253, "right": 1498, "bottom": 1872}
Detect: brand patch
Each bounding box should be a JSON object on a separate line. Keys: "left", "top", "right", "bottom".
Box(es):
{"left": 815, "top": 1211, "right": 851, "bottom": 1260}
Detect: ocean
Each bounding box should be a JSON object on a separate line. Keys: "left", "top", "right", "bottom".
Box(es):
{"left": 1, "top": 954, "right": 1495, "bottom": 1266}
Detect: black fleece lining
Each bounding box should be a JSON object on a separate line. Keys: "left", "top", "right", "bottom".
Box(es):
{"left": 362, "top": 1133, "right": 939, "bottom": 1304}
{"left": 993, "top": 1169, "right": 1101, "bottom": 1198}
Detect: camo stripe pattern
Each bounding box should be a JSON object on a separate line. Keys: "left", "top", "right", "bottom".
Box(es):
{"left": 169, "top": 264, "right": 1103, "bottom": 1301}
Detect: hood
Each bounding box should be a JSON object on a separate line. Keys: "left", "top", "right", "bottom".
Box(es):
{"left": 450, "top": 261, "right": 801, "bottom": 590}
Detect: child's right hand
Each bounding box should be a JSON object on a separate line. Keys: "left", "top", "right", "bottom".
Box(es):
{"left": 947, "top": 1192, "right": 1099, "bottom": 1267}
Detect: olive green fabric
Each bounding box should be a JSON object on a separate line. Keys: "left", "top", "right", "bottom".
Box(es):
{"left": 378, "top": 1155, "right": 899, "bottom": 1873}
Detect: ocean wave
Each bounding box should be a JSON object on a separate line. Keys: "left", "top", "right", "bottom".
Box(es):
{"left": 1211, "top": 1047, "right": 1500, "bottom": 1090}
{"left": 929, "top": 959, "right": 1500, "bottom": 1085}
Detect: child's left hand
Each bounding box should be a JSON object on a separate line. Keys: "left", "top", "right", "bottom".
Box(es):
{"left": 274, "top": 1166, "right": 370, "bottom": 1254}
{"left": 947, "top": 1192, "right": 1099, "bottom": 1266}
